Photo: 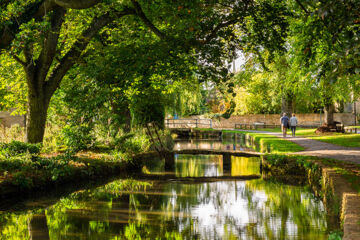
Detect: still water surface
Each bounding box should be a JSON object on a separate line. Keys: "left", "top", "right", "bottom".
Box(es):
{"left": 0, "top": 140, "right": 328, "bottom": 239}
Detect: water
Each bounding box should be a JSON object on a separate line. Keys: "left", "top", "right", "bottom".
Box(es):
{"left": 0, "top": 140, "right": 329, "bottom": 239}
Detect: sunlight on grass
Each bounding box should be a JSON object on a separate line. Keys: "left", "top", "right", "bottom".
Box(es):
{"left": 242, "top": 128, "right": 360, "bottom": 148}
{"left": 310, "top": 134, "right": 360, "bottom": 148}
{"left": 223, "top": 130, "right": 304, "bottom": 153}
{"left": 260, "top": 128, "right": 318, "bottom": 136}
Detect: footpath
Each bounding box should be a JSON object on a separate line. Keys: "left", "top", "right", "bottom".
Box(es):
{"left": 240, "top": 129, "right": 360, "bottom": 240}
{"left": 243, "top": 130, "right": 360, "bottom": 165}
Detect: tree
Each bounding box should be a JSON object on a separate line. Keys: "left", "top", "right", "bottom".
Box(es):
{"left": 288, "top": 0, "right": 360, "bottom": 126}
{"left": 1, "top": 0, "right": 289, "bottom": 143}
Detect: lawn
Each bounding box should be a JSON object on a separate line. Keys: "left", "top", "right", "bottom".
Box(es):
{"left": 259, "top": 127, "right": 318, "bottom": 136}
{"left": 223, "top": 130, "right": 304, "bottom": 153}
{"left": 310, "top": 134, "right": 360, "bottom": 148}
{"left": 249, "top": 128, "right": 360, "bottom": 148}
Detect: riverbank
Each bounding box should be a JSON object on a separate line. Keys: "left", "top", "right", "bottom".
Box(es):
{"left": 224, "top": 129, "right": 360, "bottom": 240}
{"left": 0, "top": 147, "right": 158, "bottom": 200}
{"left": 182, "top": 128, "right": 360, "bottom": 239}
{"left": 262, "top": 154, "right": 360, "bottom": 240}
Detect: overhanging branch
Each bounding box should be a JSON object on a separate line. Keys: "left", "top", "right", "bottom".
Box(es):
{"left": 36, "top": 6, "right": 66, "bottom": 88}
{"left": 52, "top": 0, "right": 102, "bottom": 9}
{"left": 131, "top": 0, "right": 169, "bottom": 41}
{"left": 45, "top": 8, "right": 135, "bottom": 97}
{"left": 294, "top": 0, "right": 309, "bottom": 14}
{"left": 0, "top": 0, "right": 103, "bottom": 51}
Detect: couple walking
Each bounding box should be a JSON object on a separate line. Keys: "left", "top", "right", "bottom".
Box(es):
{"left": 280, "top": 113, "right": 298, "bottom": 137}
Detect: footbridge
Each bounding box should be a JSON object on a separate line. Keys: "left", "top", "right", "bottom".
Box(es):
{"left": 163, "top": 149, "right": 262, "bottom": 173}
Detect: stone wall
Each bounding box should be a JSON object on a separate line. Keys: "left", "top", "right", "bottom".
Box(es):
{"left": 208, "top": 113, "right": 356, "bottom": 128}
{"left": 0, "top": 111, "right": 25, "bottom": 128}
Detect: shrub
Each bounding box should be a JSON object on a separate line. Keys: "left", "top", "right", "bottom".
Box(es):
{"left": 59, "top": 124, "right": 94, "bottom": 153}
{"left": 0, "top": 141, "right": 42, "bottom": 157}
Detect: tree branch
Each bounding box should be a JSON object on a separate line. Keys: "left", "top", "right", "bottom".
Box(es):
{"left": 45, "top": 8, "right": 135, "bottom": 97}
{"left": 24, "top": 41, "right": 34, "bottom": 64}
{"left": 204, "top": 18, "right": 240, "bottom": 44}
{"left": 53, "top": 0, "right": 102, "bottom": 9}
{"left": 0, "top": 0, "right": 13, "bottom": 9}
{"left": 0, "top": 0, "right": 46, "bottom": 50}
{"left": 131, "top": 0, "right": 169, "bottom": 41}
{"left": 12, "top": 55, "right": 26, "bottom": 67}
{"left": 0, "top": 0, "right": 101, "bottom": 51}
{"left": 294, "top": 0, "right": 309, "bottom": 14}
{"left": 36, "top": 6, "right": 66, "bottom": 88}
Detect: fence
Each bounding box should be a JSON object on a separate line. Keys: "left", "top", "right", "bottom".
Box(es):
{"left": 165, "top": 119, "right": 212, "bottom": 129}
{"left": 234, "top": 123, "right": 320, "bottom": 130}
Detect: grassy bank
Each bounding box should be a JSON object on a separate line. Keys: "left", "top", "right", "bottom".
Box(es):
{"left": 310, "top": 134, "right": 360, "bottom": 148}
{"left": 262, "top": 154, "right": 360, "bottom": 240}
{"left": 240, "top": 127, "right": 360, "bottom": 148}
{"left": 0, "top": 137, "right": 167, "bottom": 199}
{"left": 223, "top": 130, "right": 304, "bottom": 153}
{"left": 222, "top": 128, "right": 360, "bottom": 193}
{"left": 0, "top": 149, "right": 143, "bottom": 199}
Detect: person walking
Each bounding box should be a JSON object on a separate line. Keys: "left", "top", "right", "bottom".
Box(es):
{"left": 280, "top": 113, "right": 289, "bottom": 137}
{"left": 289, "top": 113, "right": 298, "bottom": 137}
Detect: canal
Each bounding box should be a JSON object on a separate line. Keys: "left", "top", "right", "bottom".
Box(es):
{"left": 0, "top": 137, "right": 331, "bottom": 239}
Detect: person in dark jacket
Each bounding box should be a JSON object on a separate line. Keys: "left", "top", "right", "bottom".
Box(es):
{"left": 280, "top": 113, "right": 289, "bottom": 137}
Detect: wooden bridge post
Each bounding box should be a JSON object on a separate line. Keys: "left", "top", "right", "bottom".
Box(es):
{"left": 164, "top": 151, "right": 175, "bottom": 172}
{"left": 223, "top": 153, "right": 232, "bottom": 175}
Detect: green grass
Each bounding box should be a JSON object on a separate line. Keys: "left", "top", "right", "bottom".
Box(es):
{"left": 197, "top": 127, "right": 360, "bottom": 148}
{"left": 281, "top": 155, "right": 360, "bottom": 194}
{"left": 259, "top": 127, "right": 318, "bottom": 136}
{"left": 224, "top": 130, "right": 304, "bottom": 153}
{"left": 345, "top": 126, "right": 360, "bottom": 129}
{"left": 310, "top": 134, "right": 360, "bottom": 148}
{"left": 193, "top": 128, "right": 218, "bottom": 131}
{"left": 250, "top": 128, "right": 360, "bottom": 148}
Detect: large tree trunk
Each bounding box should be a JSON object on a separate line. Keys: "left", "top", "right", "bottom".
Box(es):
{"left": 26, "top": 91, "right": 51, "bottom": 143}
{"left": 281, "top": 93, "right": 293, "bottom": 117}
{"left": 17, "top": 6, "right": 130, "bottom": 143}
{"left": 324, "top": 103, "right": 335, "bottom": 127}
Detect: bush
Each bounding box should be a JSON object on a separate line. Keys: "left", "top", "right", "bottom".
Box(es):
{"left": 113, "top": 133, "right": 135, "bottom": 148}
{"left": 116, "top": 133, "right": 150, "bottom": 155}
{"left": 0, "top": 141, "right": 42, "bottom": 157}
{"left": 59, "top": 124, "right": 94, "bottom": 153}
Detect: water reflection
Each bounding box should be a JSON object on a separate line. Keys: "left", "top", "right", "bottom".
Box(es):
{"left": 0, "top": 154, "right": 328, "bottom": 239}
{"left": 0, "top": 178, "right": 328, "bottom": 239}
{"left": 174, "top": 155, "right": 260, "bottom": 177}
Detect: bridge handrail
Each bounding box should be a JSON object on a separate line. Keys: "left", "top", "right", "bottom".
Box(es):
{"left": 165, "top": 118, "right": 212, "bottom": 128}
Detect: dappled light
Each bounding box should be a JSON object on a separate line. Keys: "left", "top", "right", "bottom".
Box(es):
{"left": 1, "top": 0, "right": 359, "bottom": 238}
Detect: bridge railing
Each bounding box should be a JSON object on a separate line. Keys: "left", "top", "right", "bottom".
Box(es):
{"left": 165, "top": 118, "right": 212, "bottom": 129}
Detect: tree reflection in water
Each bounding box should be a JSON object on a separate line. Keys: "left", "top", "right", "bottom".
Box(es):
{"left": 0, "top": 155, "right": 328, "bottom": 239}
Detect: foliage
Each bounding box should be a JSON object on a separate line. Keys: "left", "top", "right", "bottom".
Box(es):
{"left": 328, "top": 231, "right": 343, "bottom": 240}
{"left": 0, "top": 55, "right": 27, "bottom": 114}
{"left": 113, "top": 131, "right": 150, "bottom": 160}
{"left": 59, "top": 124, "right": 95, "bottom": 153}
{"left": 1, "top": 0, "right": 290, "bottom": 143}
{"left": 129, "top": 87, "right": 166, "bottom": 128}
{"left": 0, "top": 140, "right": 41, "bottom": 157}
{"left": 264, "top": 154, "right": 288, "bottom": 166}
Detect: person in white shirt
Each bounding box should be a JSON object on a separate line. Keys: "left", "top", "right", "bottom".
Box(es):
{"left": 289, "top": 113, "right": 298, "bottom": 137}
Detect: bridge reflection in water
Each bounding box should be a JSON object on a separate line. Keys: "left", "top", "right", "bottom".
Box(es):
{"left": 0, "top": 139, "right": 329, "bottom": 239}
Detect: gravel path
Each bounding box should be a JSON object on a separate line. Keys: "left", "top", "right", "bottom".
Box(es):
{"left": 240, "top": 130, "right": 360, "bottom": 165}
